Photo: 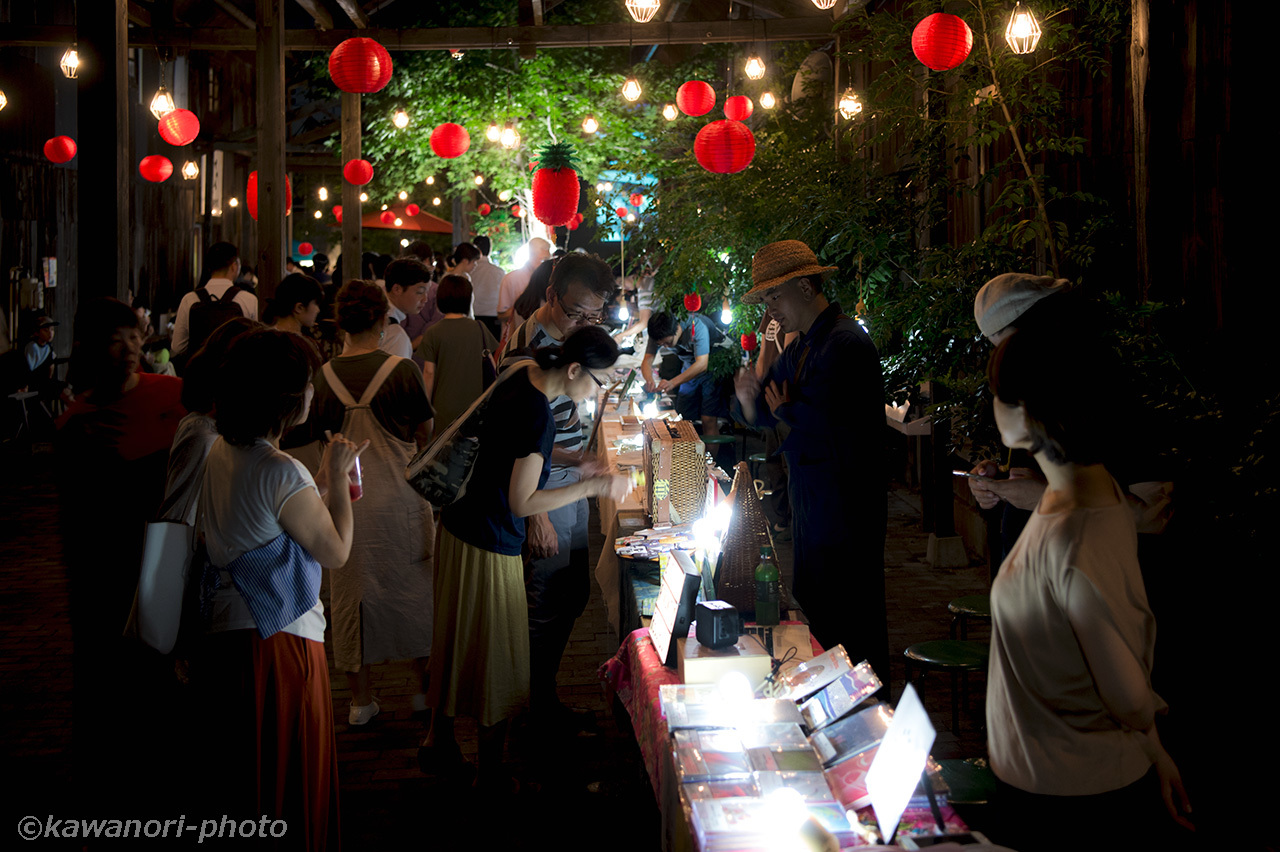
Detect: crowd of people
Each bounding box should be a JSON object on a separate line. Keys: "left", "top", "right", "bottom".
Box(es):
{"left": 37, "top": 231, "right": 1191, "bottom": 849}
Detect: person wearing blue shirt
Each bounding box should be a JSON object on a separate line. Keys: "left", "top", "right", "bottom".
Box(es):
{"left": 641, "top": 310, "right": 730, "bottom": 438}
{"left": 733, "top": 241, "right": 889, "bottom": 686}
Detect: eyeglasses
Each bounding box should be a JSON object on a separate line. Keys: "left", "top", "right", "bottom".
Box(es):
{"left": 587, "top": 369, "right": 605, "bottom": 387}
{"left": 561, "top": 308, "right": 606, "bottom": 325}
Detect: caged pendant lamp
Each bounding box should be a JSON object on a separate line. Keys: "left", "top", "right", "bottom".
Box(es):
{"left": 1004, "top": 2, "right": 1043, "bottom": 54}
{"left": 625, "top": 0, "right": 661, "bottom": 24}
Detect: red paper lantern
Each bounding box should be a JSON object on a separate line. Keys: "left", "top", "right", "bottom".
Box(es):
{"left": 157, "top": 109, "right": 200, "bottom": 146}
{"left": 510, "top": 204, "right": 523, "bottom": 217}
{"left": 343, "top": 159, "right": 374, "bottom": 186}
{"left": 43, "top": 136, "right": 77, "bottom": 164}
{"left": 694, "top": 120, "right": 756, "bottom": 174}
{"left": 684, "top": 293, "right": 702, "bottom": 312}
{"left": 405, "top": 203, "right": 420, "bottom": 216}
{"left": 333, "top": 205, "right": 343, "bottom": 223}
{"left": 741, "top": 332, "right": 758, "bottom": 351}
{"left": 380, "top": 210, "right": 396, "bottom": 225}
{"left": 677, "top": 81, "right": 716, "bottom": 117}
{"left": 430, "top": 123, "right": 470, "bottom": 159}
{"left": 629, "top": 193, "right": 644, "bottom": 207}
{"left": 298, "top": 242, "right": 314, "bottom": 256}
{"left": 615, "top": 206, "right": 629, "bottom": 218}
{"left": 567, "top": 213, "right": 583, "bottom": 231}
{"left": 247, "top": 171, "right": 293, "bottom": 220}
{"left": 328, "top": 37, "right": 394, "bottom": 94}
{"left": 139, "top": 155, "right": 173, "bottom": 183}
{"left": 911, "top": 13, "right": 973, "bottom": 71}
{"left": 724, "top": 95, "right": 753, "bottom": 121}
{"left": 478, "top": 203, "right": 492, "bottom": 216}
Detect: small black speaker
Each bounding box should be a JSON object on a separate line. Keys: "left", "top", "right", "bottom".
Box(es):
{"left": 695, "top": 600, "right": 741, "bottom": 650}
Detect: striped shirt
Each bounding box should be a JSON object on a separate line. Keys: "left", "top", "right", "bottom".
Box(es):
{"left": 500, "top": 314, "right": 583, "bottom": 471}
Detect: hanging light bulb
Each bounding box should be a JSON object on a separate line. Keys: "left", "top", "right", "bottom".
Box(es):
{"left": 60, "top": 46, "right": 80, "bottom": 79}
{"left": 499, "top": 124, "right": 520, "bottom": 150}
{"left": 149, "top": 85, "right": 176, "bottom": 120}
{"left": 486, "top": 123, "right": 501, "bottom": 142}
{"left": 401, "top": 238, "right": 411, "bottom": 247}
{"left": 394, "top": 217, "right": 403, "bottom": 226}
{"left": 624, "top": 0, "right": 661, "bottom": 24}
{"left": 432, "top": 197, "right": 442, "bottom": 206}
{"left": 1005, "top": 2, "right": 1043, "bottom": 54}
{"left": 0, "top": 89, "right": 8, "bottom": 112}
{"left": 582, "top": 115, "right": 599, "bottom": 134}
{"left": 314, "top": 210, "right": 323, "bottom": 219}
{"left": 760, "top": 91, "right": 777, "bottom": 110}
{"left": 810, "top": 0, "right": 837, "bottom": 9}
{"left": 498, "top": 189, "right": 513, "bottom": 202}
{"left": 181, "top": 159, "right": 200, "bottom": 180}
{"left": 621, "top": 77, "right": 642, "bottom": 102}
{"left": 603, "top": 182, "right": 613, "bottom": 191}
{"left": 744, "top": 56, "right": 766, "bottom": 80}
{"left": 398, "top": 190, "right": 408, "bottom": 200}
{"left": 359, "top": 192, "right": 369, "bottom": 202}
{"left": 626, "top": 213, "right": 636, "bottom": 222}
{"left": 318, "top": 186, "right": 329, "bottom": 201}
{"left": 393, "top": 108, "right": 410, "bottom": 128}
{"left": 619, "top": 304, "right": 630, "bottom": 321}
{"left": 838, "top": 87, "right": 863, "bottom": 119}
{"left": 381, "top": 203, "right": 389, "bottom": 210}
{"left": 662, "top": 103, "right": 678, "bottom": 121}
{"left": 474, "top": 174, "right": 485, "bottom": 185}
{"left": 227, "top": 197, "right": 239, "bottom": 208}
{"left": 426, "top": 176, "right": 436, "bottom": 186}
{"left": 721, "top": 301, "right": 733, "bottom": 324}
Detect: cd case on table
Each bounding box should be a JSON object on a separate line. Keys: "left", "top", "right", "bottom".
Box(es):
{"left": 798, "top": 660, "right": 883, "bottom": 732}
{"left": 659, "top": 683, "right": 803, "bottom": 731}
{"left": 763, "top": 644, "right": 855, "bottom": 702}
{"left": 672, "top": 729, "right": 752, "bottom": 783}
{"left": 809, "top": 701, "right": 894, "bottom": 768}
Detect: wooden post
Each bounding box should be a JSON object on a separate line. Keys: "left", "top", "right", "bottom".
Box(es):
{"left": 76, "top": 0, "right": 129, "bottom": 302}
{"left": 341, "top": 91, "right": 363, "bottom": 283}
{"left": 1130, "top": 0, "right": 1151, "bottom": 302}
{"left": 255, "top": 0, "right": 287, "bottom": 302}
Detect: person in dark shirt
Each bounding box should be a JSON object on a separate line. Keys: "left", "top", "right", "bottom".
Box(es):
{"left": 733, "top": 240, "right": 889, "bottom": 685}
{"left": 422, "top": 327, "right": 628, "bottom": 792}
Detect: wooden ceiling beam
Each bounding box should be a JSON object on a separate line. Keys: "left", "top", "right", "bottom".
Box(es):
{"left": 2, "top": 18, "right": 832, "bottom": 50}
{"left": 293, "top": 0, "right": 335, "bottom": 30}
{"left": 127, "top": 2, "right": 152, "bottom": 27}
{"left": 333, "top": 0, "right": 371, "bottom": 28}
{"left": 211, "top": 0, "right": 256, "bottom": 29}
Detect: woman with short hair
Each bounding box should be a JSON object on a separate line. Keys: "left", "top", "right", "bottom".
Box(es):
{"left": 417, "top": 273, "right": 500, "bottom": 437}
{"left": 199, "top": 327, "right": 361, "bottom": 850}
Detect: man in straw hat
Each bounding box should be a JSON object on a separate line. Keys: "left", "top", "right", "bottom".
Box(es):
{"left": 734, "top": 240, "right": 889, "bottom": 683}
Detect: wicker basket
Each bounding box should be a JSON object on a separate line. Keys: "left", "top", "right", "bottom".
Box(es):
{"left": 716, "top": 462, "right": 775, "bottom": 617}
{"left": 642, "top": 419, "right": 707, "bottom": 527}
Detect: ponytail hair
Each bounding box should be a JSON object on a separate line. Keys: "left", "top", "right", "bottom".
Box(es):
{"left": 533, "top": 325, "right": 619, "bottom": 372}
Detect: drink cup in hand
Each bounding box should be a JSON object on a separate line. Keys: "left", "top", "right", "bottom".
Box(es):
{"left": 348, "top": 456, "right": 363, "bottom": 501}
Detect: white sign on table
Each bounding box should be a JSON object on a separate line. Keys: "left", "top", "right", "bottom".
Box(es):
{"left": 866, "top": 684, "right": 936, "bottom": 843}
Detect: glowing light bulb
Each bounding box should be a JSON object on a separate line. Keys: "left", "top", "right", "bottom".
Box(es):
{"left": 760, "top": 91, "right": 777, "bottom": 109}
{"left": 621, "top": 78, "right": 642, "bottom": 102}
{"left": 393, "top": 108, "right": 409, "bottom": 129}
{"left": 474, "top": 174, "right": 485, "bottom": 185}
{"left": 426, "top": 176, "right": 436, "bottom": 185}
{"left": 318, "top": 186, "right": 329, "bottom": 201}
{"left": 499, "top": 125, "right": 520, "bottom": 150}
{"left": 227, "top": 197, "right": 239, "bottom": 208}
{"left": 60, "top": 47, "right": 80, "bottom": 79}
{"left": 662, "top": 103, "right": 678, "bottom": 121}
{"left": 1004, "top": 2, "right": 1043, "bottom": 54}
{"left": 181, "top": 160, "right": 200, "bottom": 180}
{"left": 381, "top": 203, "right": 388, "bottom": 210}
{"left": 432, "top": 197, "right": 441, "bottom": 206}
{"left": 398, "top": 190, "right": 408, "bottom": 200}
{"left": 394, "top": 217, "right": 403, "bottom": 226}
{"left": 359, "top": 192, "right": 369, "bottom": 202}
{"left": 624, "top": 0, "right": 661, "bottom": 24}
{"left": 626, "top": 213, "right": 636, "bottom": 222}
{"left": 401, "top": 238, "right": 410, "bottom": 247}
{"left": 486, "top": 124, "right": 501, "bottom": 142}
{"left": 149, "top": 86, "right": 176, "bottom": 120}
{"left": 582, "top": 115, "right": 599, "bottom": 134}
{"left": 619, "top": 305, "right": 630, "bottom": 321}
{"left": 498, "top": 189, "right": 513, "bottom": 202}
{"left": 721, "top": 305, "right": 733, "bottom": 324}
{"left": 744, "top": 56, "right": 766, "bottom": 80}
{"left": 604, "top": 182, "right": 613, "bottom": 191}
{"left": 314, "top": 210, "right": 322, "bottom": 219}
{"left": 838, "top": 87, "right": 863, "bottom": 119}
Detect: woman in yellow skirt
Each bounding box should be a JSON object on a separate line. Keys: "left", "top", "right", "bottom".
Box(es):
{"left": 422, "top": 326, "right": 628, "bottom": 792}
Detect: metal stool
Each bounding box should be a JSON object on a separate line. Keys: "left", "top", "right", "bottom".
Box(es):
{"left": 948, "top": 594, "right": 992, "bottom": 640}
{"left": 936, "top": 758, "right": 996, "bottom": 806}
{"left": 904, "top": 640, "right": 989, "bottom": 733}
{"left": 748, "top": 452, "right": 769, "bottom": 480}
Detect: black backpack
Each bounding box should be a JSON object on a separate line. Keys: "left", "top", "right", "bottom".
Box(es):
{"left": 187, "top": 285, "right": 245, "bottom": 353}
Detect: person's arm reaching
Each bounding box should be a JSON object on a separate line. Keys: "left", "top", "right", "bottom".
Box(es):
{"left": 278, "top": 433, "right": 368, "bottom": 568}
{"left": 508, "top": 453, "right": 628, "bottom": 518}
{"left": 658, "top": 353, "right": 708, "bottom": 393}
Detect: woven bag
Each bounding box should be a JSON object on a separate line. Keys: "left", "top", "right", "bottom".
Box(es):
{"left": 716, "top": 462, "right": 775, "bottom": 616}
{"left": 642, "top": 419, "right": 707, "bottom": 527}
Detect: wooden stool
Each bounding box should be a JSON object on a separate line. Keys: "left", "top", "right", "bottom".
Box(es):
{"left": 904, "top": 640, "right": 989, "bottom": 733}
{"left": 948, "top": 594, "right": 992, "bottom": 640}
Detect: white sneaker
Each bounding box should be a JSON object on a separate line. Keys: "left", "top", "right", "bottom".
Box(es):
{"left": 348, "top": 699, "right": 381, "bottom": 726}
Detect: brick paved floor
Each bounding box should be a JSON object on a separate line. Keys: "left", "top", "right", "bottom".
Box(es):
{"left": 1, "top": 442, "right": 995, "bottom": 847}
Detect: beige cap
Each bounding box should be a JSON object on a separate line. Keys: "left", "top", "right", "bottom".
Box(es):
{"left": 973, "top": 273, "right": 1073, "bottom": 337}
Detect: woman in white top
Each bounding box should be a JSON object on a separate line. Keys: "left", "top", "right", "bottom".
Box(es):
{"left": 984, "top": 329, "right": 1193, "bottom": 849}
{"left": 198, "top": 328, "right": 366, "bottom": 852}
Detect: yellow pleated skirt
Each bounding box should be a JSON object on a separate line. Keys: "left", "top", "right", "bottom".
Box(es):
{"left": 427, "top": 526, "right": 530, "bottom": 727}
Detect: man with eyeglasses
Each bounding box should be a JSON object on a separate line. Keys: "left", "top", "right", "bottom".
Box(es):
{"left": 499, "top": 252, "right": 618, "bottom": 730}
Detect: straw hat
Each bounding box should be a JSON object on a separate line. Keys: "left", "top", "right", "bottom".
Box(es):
{"left": 742, "top": 240, "right": 837, "bottom": 305}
